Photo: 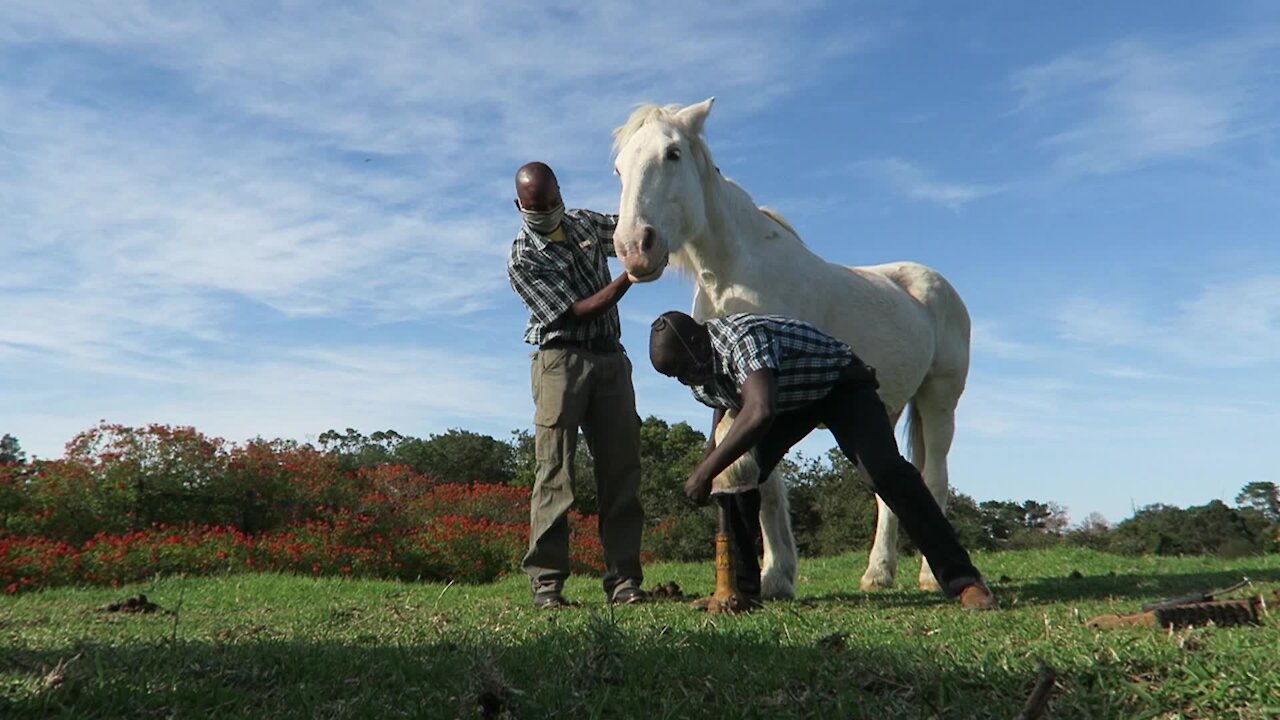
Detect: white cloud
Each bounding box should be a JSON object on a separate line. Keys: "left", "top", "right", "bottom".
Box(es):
{"left": 1057, "top": 297, "right": 1152, "bottom": 347}
{"left": 859, "top": 158, "right": 1003, "bottom": 210}
{"left": 0, "top": 1, "right": 870, "bottom": 457}
{"left": 0, "top": 343, "right": 534, "bottom": 459}
{"left": 1012, "top": 35, "right": 1280, "bottom": 174}
{"left": 970, "top": 320, "right": 1043, "bottom": 361}
{"left": 1059, "top": 275, "right": 1280, "bottom": 367}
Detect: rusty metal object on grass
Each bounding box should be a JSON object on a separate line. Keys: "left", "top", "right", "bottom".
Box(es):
{"left": 1086, "top": 597, "right": 1263, "bottom": 630}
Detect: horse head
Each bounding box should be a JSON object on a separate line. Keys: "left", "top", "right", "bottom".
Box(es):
{"left": 611, "top": 98, "right": 717, "bottom": 282}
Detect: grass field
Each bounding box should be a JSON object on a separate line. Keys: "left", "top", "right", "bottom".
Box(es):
{"left": 3, "top": 547, "right": 1279, "bottom": 719}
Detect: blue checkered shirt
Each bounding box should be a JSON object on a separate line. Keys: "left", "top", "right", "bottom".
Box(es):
{"left": 507, "top": 209, "right": 621, "bottom": 345}
{"left": 691, "top": 313, "right": 856, "bottom": 412}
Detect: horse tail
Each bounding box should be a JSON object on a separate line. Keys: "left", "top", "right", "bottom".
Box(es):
{"left": 902, "top": 401, "right": 926, "bottom": 473}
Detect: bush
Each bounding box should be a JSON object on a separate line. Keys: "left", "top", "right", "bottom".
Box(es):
{"left": 0, "top": 423, "right": 630, "bottom": 594}
{"left": 646, "top": 512, "right": 716, "bottom": 561}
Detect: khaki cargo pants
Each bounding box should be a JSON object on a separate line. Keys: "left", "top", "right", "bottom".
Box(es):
{"left": 524, "top": 345, "right": 645, "bottom": 599}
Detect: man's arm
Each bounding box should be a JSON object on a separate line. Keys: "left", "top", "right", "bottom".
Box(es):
{"left": 685, "top": 370, "right": 776, "bottom": 504}
{"left": 566, "top": 273, "right": 631, "bottom": 323}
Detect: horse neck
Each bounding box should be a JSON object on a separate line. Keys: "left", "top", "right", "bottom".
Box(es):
{"left": 679, "top": 169, "right": 826, "bottom": 308}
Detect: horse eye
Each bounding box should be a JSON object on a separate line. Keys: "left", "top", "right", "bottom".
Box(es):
{"left": 665, "top": 147, "right": 681, "bottom": 161}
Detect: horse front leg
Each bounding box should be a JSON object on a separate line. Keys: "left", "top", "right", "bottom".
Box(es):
{"left": 712, "top": 413, "right": 798, "bottom": 600}
{"left": 758, "top": 467, "right": 797, "bottom": 599}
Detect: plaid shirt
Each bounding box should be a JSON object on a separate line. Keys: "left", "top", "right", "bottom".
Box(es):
{"left": 507, "top": 209, "right": 621, "bottom": 345}
{"left": 691, "top": 313, "right": 856, "bottom": 412}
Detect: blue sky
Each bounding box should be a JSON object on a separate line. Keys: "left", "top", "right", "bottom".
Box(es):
{"left": 2, "top": 1, "right": 1278, "bottom": 524}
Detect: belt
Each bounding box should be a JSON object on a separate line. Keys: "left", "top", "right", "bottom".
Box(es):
{"left": 837, "top": 361, "right": 879, "bottom": 388}
{"left": 539, "top": 337, "right": 623, "bottom": 353}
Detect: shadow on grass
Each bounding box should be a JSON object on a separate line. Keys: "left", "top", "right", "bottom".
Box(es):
{"left": 1, "top": 620, "right": 1114, "bottom": 720}
{"left": 790, "top": 566, "right": 1280, "bottom": 610}
{"left": 1007, "top": 567, "right": 1280, "bottom": 605}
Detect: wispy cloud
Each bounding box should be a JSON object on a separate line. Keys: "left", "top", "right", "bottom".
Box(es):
{"left": 858, "top": 158, "right": 1003, "bottom": 210}
{"left": 1059, "top": 275, "right": 1280, "bottom": 367}
{"left": 0, "top": 1, "right": 870, "bottom": 456}
{"left": 0, "top": 341, "right": 535, "bottom": 459}
{"left": 1012, "top": 34, "right": 1280, "bottom": 174}
{"left": 970, "top": 320, "right": 1043, "bottom": 361}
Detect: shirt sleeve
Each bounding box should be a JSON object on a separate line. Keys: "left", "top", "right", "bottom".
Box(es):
{"left": 730, "top": 326, "right": 780, "bottom": 386}
{"left": 507, "top": 246, "right": 578, "bottom": 328}
{"left": 576, "top": 209, "right": 620, "bottom": 257}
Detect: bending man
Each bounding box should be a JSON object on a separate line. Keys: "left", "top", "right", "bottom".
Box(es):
{"left": 648, "top": 310, "right": 997, "bottom": 609}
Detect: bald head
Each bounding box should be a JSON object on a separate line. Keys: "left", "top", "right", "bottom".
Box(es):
{"left": 515, "top": 162, "right": 562, "bottom": 212}
{"left": 650, "top": 311, "right": 713, "bottom": 385}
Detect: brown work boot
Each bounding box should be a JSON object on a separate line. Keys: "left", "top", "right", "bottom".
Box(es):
{"left": 958, "top": 579, "right": 998, "bottom": 610}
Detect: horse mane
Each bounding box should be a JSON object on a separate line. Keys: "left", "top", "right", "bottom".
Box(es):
{"left": 613, "top": 103, "right": 806, "bottom": 248}
{"left": 612, "top": 104, "right": 682, "bottom": 155}
{"left": 759, "top": 207, "right": 801, "bottom": 242}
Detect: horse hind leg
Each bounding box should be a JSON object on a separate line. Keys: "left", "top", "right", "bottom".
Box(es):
{"left": 860, "top": 408, "right": 910, "bottom": 590}
{"left": 911, "top": 376, "right": 961, "bottom": 591}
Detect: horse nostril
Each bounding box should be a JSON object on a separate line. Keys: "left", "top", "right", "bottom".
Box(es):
{"left": 641, "top": 226, "right": 656, "bottom": 253}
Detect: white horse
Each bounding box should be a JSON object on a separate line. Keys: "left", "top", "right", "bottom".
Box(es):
{"left": 611, "top": 98, "right": 971, "bottom": 598}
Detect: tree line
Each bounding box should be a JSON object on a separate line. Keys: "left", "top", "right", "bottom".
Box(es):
{"left": 4, "top": 424, "right": 1277, "bottom": 559}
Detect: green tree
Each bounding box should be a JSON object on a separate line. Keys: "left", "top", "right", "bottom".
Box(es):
{"left": 635, "top": 416, "right": 715, "bottom": 561}
{"left": 1109, "top": 500, "right": 1272, "bottom": 557}
{"left": 945, "top": 490, "right": 996, "bottom": 551}
{"left": 972, "top": 499, "right": 1069, "bottom": 548}
{"left": 1235, "top": 481, "right": 1280, "bottom": 524}
{"left": 1066, "top": 512, "right": 1113, "bottom": 551}
{"left": 394, "top": 429, "right": 516, "bottom": 485}
{"left": 318, "top": 428, "right": 402, "bottom": 472}
{"left": 783, "top": 449, "right": 879, "bottom": 556}
{"left": 0, "top": 434, "right": 25, "bottom": 464}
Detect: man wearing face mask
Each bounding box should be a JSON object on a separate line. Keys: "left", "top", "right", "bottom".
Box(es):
{"left": 506, "top": 161, "right": 648, "bottom": 609}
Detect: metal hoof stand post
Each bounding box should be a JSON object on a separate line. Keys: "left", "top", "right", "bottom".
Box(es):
{"left": 691, "top": 503, "right": 757, "bottom": 616}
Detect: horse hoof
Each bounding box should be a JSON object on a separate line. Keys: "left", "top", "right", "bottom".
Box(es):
{"left": 760, "top": 574, "right": 795, "bottom": 601}
{"left": 918, "top": 577, "right": 942, "bottom": 592}
{"left": 859, "top": 573, "right": 895, "bottom": 591}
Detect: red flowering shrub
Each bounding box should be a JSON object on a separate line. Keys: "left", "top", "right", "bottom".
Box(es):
{"left": 408, "top": 482, "right": 530, "bottom": 525}
{"left": 0, "top": 423, "right": 626, "bottom": 594}
{"left": 0, "top": 533, "right": 81, "bottom": 594}
{"left": 397, "top": 515, "right": 526, "bottom": 583}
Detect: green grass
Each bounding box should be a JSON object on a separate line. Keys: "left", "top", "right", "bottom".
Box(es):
{"left": 3, "top": 547, "right": 1279, "bottom": 719}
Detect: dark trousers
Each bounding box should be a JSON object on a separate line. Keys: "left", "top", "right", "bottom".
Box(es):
{"left": 723, "top": 364, "right": 981, "bottom": 598}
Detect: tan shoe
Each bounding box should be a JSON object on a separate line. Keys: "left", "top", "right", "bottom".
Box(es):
{"left": 958, "top": 580, "right": 998, "bottom": 610}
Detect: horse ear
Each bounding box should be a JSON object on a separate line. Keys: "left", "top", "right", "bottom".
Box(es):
{"left": 676, "top": 97, "right": 715, "bottom": 136}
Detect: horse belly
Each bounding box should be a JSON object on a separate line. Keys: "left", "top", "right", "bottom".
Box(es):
{"left": 765, "top": 265, "right": 936, "bottom": 413}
